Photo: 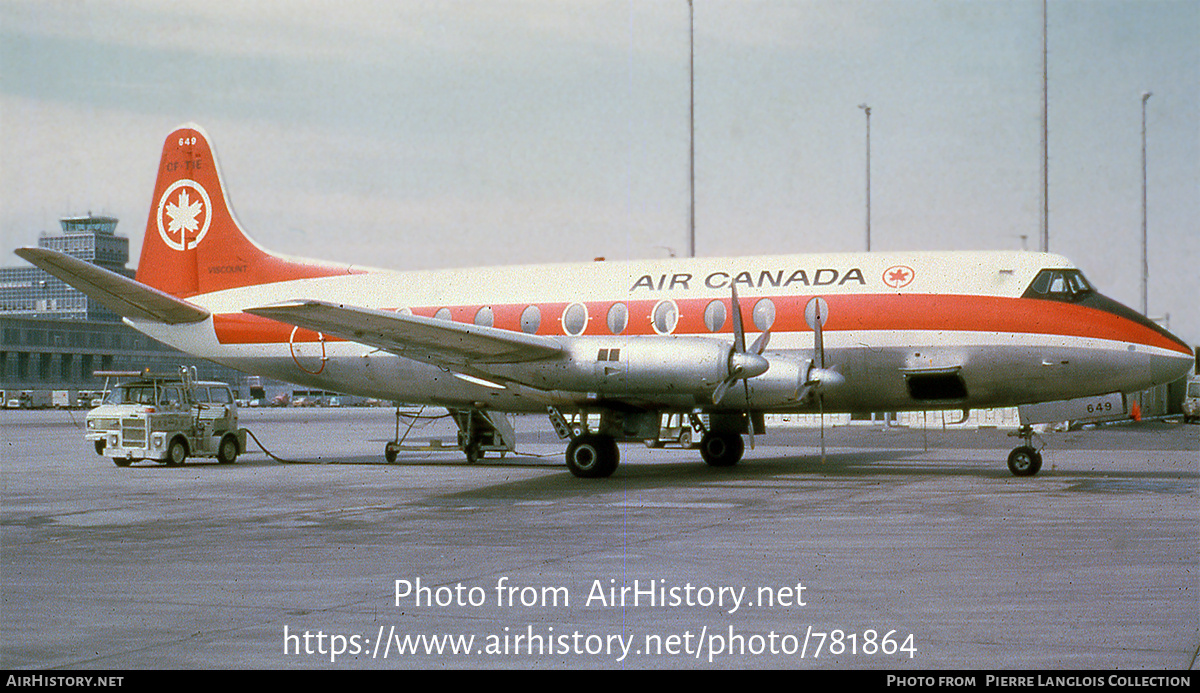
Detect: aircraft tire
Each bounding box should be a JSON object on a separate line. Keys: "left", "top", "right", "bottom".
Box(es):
{"left": 1007, "top": 446, "right": 1042, "bottom": 477}
{"left": 700, "top": 433, "right": 744, "bottom": 467}
{"left": 566, "top": 434, "right": 619, "bottom": 478}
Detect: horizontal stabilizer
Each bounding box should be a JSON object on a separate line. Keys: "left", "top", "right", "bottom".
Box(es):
{"left": 244, "top": 299, "right": 563, "bottom": 365}
{"left": 14, "top": 247, "right": 209, "bottom": 324}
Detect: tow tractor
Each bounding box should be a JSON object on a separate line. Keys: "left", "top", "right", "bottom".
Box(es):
{"left": 86, "top": 368, "right": 246, "bottom": 467}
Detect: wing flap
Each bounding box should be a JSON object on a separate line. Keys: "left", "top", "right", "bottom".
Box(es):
{"left": 14, "top": 247, "right": 209, "bottom": 324}
{"left": 244, "top": 299, "right": 563, "bottom": 365}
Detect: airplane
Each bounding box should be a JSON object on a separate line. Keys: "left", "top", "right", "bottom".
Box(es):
{"left": 17, "top": 124, "right": 1195, "bottom": 477}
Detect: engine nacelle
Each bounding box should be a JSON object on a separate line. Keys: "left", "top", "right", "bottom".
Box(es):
{"left": 489, "top": 335, "right": 734, "bottom": 397}
{"left": 722, "top": 353, "right": 808, "bottom": 410}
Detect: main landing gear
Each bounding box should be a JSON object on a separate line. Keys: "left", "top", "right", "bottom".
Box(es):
{"left": 1006, "top": 424, "right": 1043, "bottom": 477}
{"left": 697, "top": 432, "right": 744, "bottom": 467}
{"left": 549, "top": 408, "right": 750, "bottom": 479}
{"left": 688, "top": 413, "right": 745, "bottom": 468}
{"left": 565, "top": 434, "right": 620, "bottom": 478}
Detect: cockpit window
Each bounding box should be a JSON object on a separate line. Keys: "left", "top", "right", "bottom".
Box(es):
{"left": 1024, "top": 269, "right": 1093, "bottom": 302}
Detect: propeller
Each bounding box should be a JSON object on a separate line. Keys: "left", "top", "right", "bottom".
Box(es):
{"left": 712, "top": 283, "right": 770, "bottom": 447}
{"left": 803, "top": 297, "right": 842, "bottom": 461}
{"left": 803, "top": 297, "right": 843, "bottom": 390}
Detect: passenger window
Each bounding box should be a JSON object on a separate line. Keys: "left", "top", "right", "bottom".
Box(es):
{"left": 520, "top": 305, "right": 541, "bottom": 334}
{"left": 607, "top": 303, "right": 628, "bottom": 335}
{"left": 752, "top": 298, "right": 776, "bottom": 331}
{"left": 210, "top": 388, "right": 232, "bottom": 404}
{"left": 652, "top": 300, "right": 679, "bottom": 335}
{"left": 704, "top": 300, "right": 726, "bottom": 332}
{"left": 194, "top": 387, "right": 211, "bottom": 403}
{"left": 562, "top": 303, "right": 588, "bottom": 336}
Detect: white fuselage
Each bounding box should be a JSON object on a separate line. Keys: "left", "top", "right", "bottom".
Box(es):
{"left": 129, "top": 249, "right": 1194, "bottom": 415}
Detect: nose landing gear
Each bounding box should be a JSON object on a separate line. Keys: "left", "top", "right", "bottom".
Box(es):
{"left": 1006, "top": 425, "right": 1043, "bottom": 476}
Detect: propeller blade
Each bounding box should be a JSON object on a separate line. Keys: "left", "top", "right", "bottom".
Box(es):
{"left": 804, "top": 296, "right": 829, "bottom": 369}
{"left": 712, "top": 378, "right": 733, "bottom": 405}
{"left": 743, "top": 379, "right": 755, "bottom": 449}
{"left": 814, "top": 315, "right": 825, "bottom": 370}
{"left": 818, "top": 391, "right": 826, "bottom": 463}
{"left": 749, "top": 329, "right": 770, "bottom": 355}
{"left": 730, "top": 282, "right": 746, "bottom": 353}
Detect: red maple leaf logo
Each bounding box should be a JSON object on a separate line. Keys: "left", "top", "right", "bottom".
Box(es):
{"left": 883, "top": 265, "right": 915, "bottom": 288}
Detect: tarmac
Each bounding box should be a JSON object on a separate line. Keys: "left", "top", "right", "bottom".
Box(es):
{"left": 1, "top": 407, "right": 1196, "bottom": 670}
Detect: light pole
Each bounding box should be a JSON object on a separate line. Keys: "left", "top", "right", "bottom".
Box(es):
{"left": 687, "top": 0, "right": 695, "bottom": 258}
{"left": 1040, "top": 0, "right": 1049, "bottom": 252}
{"left": 858, "top": 103, "right": 871, "bottom": 252}
{"left": 1141, "top": 91, "right": 1151, "bottom": 317}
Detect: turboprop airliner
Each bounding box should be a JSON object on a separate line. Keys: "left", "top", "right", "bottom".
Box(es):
{"left": 17, "top": 124, "right": 1195, "bottom": 477}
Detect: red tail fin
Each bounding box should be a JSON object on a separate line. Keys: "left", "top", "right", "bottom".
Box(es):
{"left": 136, "top": 124, "right": 351, "bottom": 298}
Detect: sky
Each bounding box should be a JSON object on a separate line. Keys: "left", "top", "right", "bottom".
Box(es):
{"left": 2, "top": 0, "right": 1197, "bottom": 346}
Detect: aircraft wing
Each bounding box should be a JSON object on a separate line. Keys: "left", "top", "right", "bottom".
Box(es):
{"left": 244, "top": 299, "right": 564, "bottom": 366}
{"left": 14, "top": 247, "right": 210, "bottom": 324}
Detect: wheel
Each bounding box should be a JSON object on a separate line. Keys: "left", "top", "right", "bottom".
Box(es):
{"left": 644, "top": 438, "right": 663, "bottom": 449}
{"left": 699, "top": 433, "right": 744, "bottom": 467}
{"left": 385, "top": 443, "right": 398, "bottom": 464}
{"left": 1007, "top": 446, "right": 1042, "bottom": 477}
{"left": 464, "top": 442, "right": 481, "bottom": 464}
{"left": 565, "top": 434, "right": 619, "bottom": 478}
{"left": 112, "top": 457, "right": 132, "bottom": 467}
{"left": 217, "top": 435, "right": 239, "bottom": 464}
{"left": 94, "top": 440, "right": 106, "bottom": 455}
{"left": 165, "top": 438, "right": 188, "bottom": 467}
{"left": 678, "top": 429, "right": 693, "bottom": 448}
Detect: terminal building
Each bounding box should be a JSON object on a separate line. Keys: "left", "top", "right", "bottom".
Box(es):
{"left": 1, "top": 214, "right": 250, "bottom": 404}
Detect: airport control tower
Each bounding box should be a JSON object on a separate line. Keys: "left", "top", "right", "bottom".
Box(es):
{"left": 1, "top": 213, "right": 253, "bottom": 393}
{"left": 0, "top": 214, "right": 134, "bottom": 322}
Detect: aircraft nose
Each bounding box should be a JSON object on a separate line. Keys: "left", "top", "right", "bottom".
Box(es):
{"left": 1150, "top": 348, "right": 1195, "bottom": 388}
